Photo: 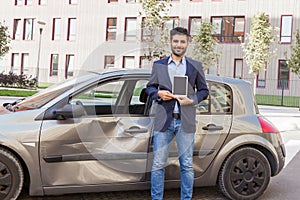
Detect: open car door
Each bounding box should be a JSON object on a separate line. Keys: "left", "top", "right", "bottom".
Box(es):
{"left": 39, "top": 75, "right": 154, "bottom": 190}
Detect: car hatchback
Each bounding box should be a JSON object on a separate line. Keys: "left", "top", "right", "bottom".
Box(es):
{"left": 0, "top": 69, "right": 285, "bottom": 200}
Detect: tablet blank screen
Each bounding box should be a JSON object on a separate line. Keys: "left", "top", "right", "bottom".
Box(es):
{"left": 173, "top": 76, "right": 188, "bottom": 96}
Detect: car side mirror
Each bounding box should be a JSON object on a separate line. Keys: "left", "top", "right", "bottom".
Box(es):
{"left": 54, "top": 104, "right": 85, "bottom": 119}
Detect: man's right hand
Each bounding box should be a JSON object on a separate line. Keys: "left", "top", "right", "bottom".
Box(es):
{"left": 158, "top": 90, "right": 175, "bottom": 101}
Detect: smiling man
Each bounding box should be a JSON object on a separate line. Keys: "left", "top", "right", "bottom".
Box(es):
{"left": 146, "top": 27, "right": 209, "bottom": 200}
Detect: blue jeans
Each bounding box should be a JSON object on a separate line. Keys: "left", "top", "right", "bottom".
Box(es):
{"left": 151, "top": 118, "right": 195, "bottom": 200}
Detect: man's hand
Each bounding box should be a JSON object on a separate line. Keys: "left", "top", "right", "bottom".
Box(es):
{"left": 175, "top": 96, "right": 194, "bottom": 106}
{"left": 158, "top": 90, "right": 175, "bottom": 101}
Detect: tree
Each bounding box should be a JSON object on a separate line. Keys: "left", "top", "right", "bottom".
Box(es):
{"left": 192, "top": 21, "right": 220, "bottom": 72}
{"left": 286, "top": 29, "right": 300, "bottom": 79}
{"left": 242, "top": 13, "right": 278, "bottom": 74}
{"left": 0, "top": 21, "right": 11, "bottom": 58}
{"left": 241, "top": 12, "right": 278, "bottom": 90}
{"left": 139, "top": 0, "right": 172, "bottom": 61}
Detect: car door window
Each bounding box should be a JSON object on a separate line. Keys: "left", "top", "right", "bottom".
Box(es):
{"left": 129, "top": 80, "right": 148, "bottom": 115}
{"left": 196, "top": 82, "right": 232, "bottom": 114}
{"left": 70, "top": 79, "right": 149, "bottom": 116}
{"left": 70, "top": 80, "right": 125, "bottom": 115}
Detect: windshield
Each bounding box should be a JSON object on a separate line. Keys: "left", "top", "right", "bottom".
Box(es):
{"left": 15, "top": 73, "right": 97, "bottom": 111}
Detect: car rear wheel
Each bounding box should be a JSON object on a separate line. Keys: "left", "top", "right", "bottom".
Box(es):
{"left": 218, "top": 147, "right": 271, "bottom": 200}
{"left": 0, "top": 148, "right": 24, "bottom": 200}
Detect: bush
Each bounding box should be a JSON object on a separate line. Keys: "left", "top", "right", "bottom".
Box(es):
{"left": 0, "top": 71, "right": 37, "bottom": 89}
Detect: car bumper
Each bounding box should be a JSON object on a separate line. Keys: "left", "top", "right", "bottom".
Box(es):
{"left": 273, "top": 143, "right": 285, "bottom": 176}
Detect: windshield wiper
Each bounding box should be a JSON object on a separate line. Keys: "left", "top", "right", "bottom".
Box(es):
{"left": 3, "top": 98, "right": 25, "bottom": 112}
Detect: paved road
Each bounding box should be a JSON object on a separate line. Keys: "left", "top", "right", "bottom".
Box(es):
{"left": 1, "top": 98, "right": 300, "bottom": 200}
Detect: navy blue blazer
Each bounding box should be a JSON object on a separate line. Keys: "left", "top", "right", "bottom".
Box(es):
{"left": 146, "top": 56, "right": 209, "bottom": 133}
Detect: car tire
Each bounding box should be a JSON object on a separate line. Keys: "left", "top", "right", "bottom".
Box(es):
{"left": 218, "top": 147, "right": 271, "bottom": 200}
{"left": 0, "top": 147, "right": 24, "bottom": 200}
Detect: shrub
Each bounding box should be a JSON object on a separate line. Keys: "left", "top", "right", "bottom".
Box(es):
{"left": 0, "top": 72, "right": 37, "bottom": 89}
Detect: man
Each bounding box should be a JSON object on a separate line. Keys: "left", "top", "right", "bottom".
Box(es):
{"left": 146, "top": 27, "right": 209, "bottom": 200}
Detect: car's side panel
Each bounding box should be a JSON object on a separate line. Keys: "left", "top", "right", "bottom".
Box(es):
{"left": 39, "top": 76, "right": 153, "bottom": 186}
{"left": 0, "top": 110, "right": 45, "bottom": 196}
{"left": 39, "top": 116, "right": 153, "bottom": 186}
{"left": 194, "top": 133, "right": 281, "bottom": 187}
{"left": 161, "top": 81, "right": 234, "bottom": 180}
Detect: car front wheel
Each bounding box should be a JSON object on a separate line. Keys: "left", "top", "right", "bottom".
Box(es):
{"left": 0, "top": 147, "right": 24, "bottom": 200}
{"left": 218, "top": 147, "right": 271, "bottom": 200}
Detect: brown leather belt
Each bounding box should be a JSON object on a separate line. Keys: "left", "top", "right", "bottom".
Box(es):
{"left": 172, "top": 113, "right": 180, "bottom": 119}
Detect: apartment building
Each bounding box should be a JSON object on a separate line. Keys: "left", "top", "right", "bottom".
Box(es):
{"left": 0, "top": 0, "right": 299, "bottom": 97}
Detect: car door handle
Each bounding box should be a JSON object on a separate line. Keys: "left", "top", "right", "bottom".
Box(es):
{"left": 202, "top": 123, "right": 224, "bottom": 131}
{"left": 125, "top": 126, "right": 148, "bottom": 134}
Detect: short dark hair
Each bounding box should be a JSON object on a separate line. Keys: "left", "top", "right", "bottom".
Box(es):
{"left": 170, "top": 27, "right": 190, "bottom": 40}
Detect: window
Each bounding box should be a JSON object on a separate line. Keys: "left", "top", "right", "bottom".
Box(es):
{"left": 280, "top": 15, "right": 293, "bottom": 43}
{"left": 71, "top": 80, "right": 125, "bottom": 115}
{"left": 38, "top": 0, "right": 46, "bottom": 5}
{"left": 15, "top": 0, "right": 23, "bottom": 5}
{"left": 52, "top": 18, "right": 61, "bottom": 40}
{"left": 11, "top": 53, "right": 20, "bottom": 74}
{"left": 277, "top": 60, "right": 289, "bottom": 89}
{"left": 212, "top": 16, "right": 245, "bottom": 43}
{"left": 70, "top": 79, "right": 148, "bottom": 115}
{"left": 257, "top": 66, "right": 266, "bottom": 88}
{"left": 13, "top": 19, "right": 21, "bottom": 40}
{"left": 233, "top": 59, "right": 243, "bottom": 79}
{"left": 25, "top": 0, "right": 32, "bottom": 5}
{"left": 23, "top": 18, "right": 34, "bottom": 40}
{"left": 67, "top": 18, "right": 76, "bottom": 41}
{"left": 104, "top": 56, "right": 115, "bottom": 68}
{"left": 123, "top": 56, "right": 135, "bottom": 68}
{"left": 106, "top": 18, "right": 117, "bottom": 41}
{"left": 65, "top": 54, "right": 74, "bottom": 78}
{"left": 21, "top": 53, "right": 29, "bottom": 74}
{"left": 124, "top": 17, "right": 137, "bottom": 41}
{"left": 189, "top": 17, "right": 201, "bottom": 36}
{"left": 130, "top": 80, "right": 148, "bottom": 111}
{"left": 164, "top": 17, "right": 179, "bottom": 31}
{"left": 69, "top": 0, "right": 78, "bottom": 4}
{"left": 141, "top": 17, "right": 151, "bottom": 41}
{"left": 50, "top": 54, "right": 59, "bottom": 76}
{"left": 197, "top": 82, "right": 232, "bottom": 114}
{"left": 139, "top": 56, "right": 151, "bottom": 68}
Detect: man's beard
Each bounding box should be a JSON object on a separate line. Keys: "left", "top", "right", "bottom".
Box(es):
{"left": 172, "top": 48, "right": 187, "bottom": 57}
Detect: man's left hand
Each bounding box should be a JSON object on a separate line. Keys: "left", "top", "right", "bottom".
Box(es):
{"left": 175, "top": 96, "right": 194, "bottom": 106}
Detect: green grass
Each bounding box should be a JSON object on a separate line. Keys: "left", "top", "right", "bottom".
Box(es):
{"left": 0, "top": 89, "right": 38, "bottom": 97}
{"left": 38, "top": 82, "right": 53, "bottom": 89}
{"left": 256, "top": 94, "right": 300, "bottom": 107}
{"left": 0, "top": 83, "right": 52, "bottom": 97}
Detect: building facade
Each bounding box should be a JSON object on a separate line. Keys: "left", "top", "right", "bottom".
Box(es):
{"left": 0, "top": 0, "right": 299, "bottom": 97}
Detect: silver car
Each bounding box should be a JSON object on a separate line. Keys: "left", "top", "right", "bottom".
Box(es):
{"left": 0, "top": 69, "right": 285, "bottom": 200}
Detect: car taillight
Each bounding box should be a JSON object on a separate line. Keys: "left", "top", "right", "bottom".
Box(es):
{"left": 258, "top": 116, "right": 279, "bottom": 133}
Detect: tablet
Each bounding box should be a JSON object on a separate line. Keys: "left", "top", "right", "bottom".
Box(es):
{"left": 173, "top": 75, "right": 188, "bottom": 96}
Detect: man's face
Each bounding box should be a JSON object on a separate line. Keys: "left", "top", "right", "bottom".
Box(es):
{"left": 170, "top": 34, "right": 190, "bottom": 57}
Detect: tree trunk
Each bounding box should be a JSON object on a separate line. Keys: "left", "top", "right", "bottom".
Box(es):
{"left": 253, "top": 73, "right": 257, "bottom": 95}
